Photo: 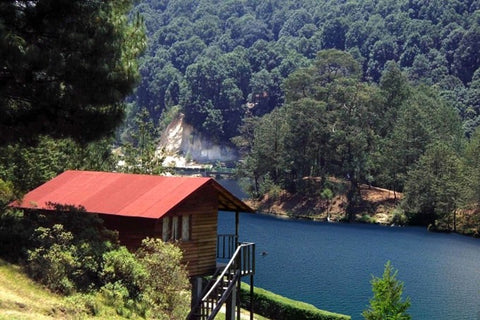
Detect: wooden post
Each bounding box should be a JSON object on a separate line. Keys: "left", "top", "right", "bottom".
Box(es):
{"left": 250, "top": 274, "right": 254, "bottom": 320}
{"left": 250, "top": 243, "right": 255, "bottom": 320}
{"left": 190, "top": 277, "right": 203, "bottom": 320}
{"left": 226, "top": 284, "right": 236, "bottom": 320}
{"left": 237, "top": 274, "right": 241, "bottom": 320}
{"left": 235, "top": 210, "right": 239, "bottom": 247}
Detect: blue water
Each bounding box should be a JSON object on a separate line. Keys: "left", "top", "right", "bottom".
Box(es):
{"left": 218, "top": 212, "right": 480, "bottom": 319}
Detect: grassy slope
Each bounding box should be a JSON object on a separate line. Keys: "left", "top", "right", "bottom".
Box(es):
{"left": 0, "top": 258, "right": 270, "bottom": 320}
{"left": 0, "top": 258, "right": 69, "bottom": 320}
{"left": 0, "top": 259, "right": 129, "bottom": 320}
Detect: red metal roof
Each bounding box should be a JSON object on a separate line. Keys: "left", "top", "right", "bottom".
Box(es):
{"left": 12, "top": 170, "right": 252, "bottom": 218}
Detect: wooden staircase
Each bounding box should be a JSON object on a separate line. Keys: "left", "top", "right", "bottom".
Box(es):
{"left": 188, "top": 238, "right": 255, "bottom": 320}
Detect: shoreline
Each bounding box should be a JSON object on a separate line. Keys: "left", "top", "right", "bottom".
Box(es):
{"left": 245, "top": 199, "right": 480, "bottom": 238}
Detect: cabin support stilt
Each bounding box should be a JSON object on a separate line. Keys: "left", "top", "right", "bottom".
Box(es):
{"left": 235, "top": 210, "right": 239, "bottom": 246}
{"left": 226, "top": 286, "right": 237, "bottom": 320}
{"left": 249, "top": 274, "right": 254, "bottom": 320}
{"left": 190, "top": 277, "right": 203, "bottom": 309}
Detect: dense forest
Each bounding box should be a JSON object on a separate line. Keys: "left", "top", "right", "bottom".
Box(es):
{"left": 129, "top": 0, "right": 480, "bottom": 140}
{"left": 122, "top": 0, "right": 480, "bottom": 231}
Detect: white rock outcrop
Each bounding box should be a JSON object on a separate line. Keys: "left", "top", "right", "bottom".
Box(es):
{"left": 158, "top": 113, "right": 239, "bottom": 165}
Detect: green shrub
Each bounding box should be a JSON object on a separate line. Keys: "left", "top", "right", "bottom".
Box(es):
{"left": 100, "top": 281, "right": 142, "bottom": 318}
{"left": 101, "top": 246, "right": 146, "bottom": 298}
{"left": 66, "top": 293, "right": 103, "bottom": 316}
{"left": 135, "top": 238, "right": 191, "bottom": 320}
{"left": 240, "top": 283, "right": 351, "bottom": 320}
{"left": 359, "top": 214, "right": 375, "bottom": 224}
{"left": 27, "top": 224, "right": 78, "bottom": 294}
{"left": 391, "top": 208, "right": 408, "bottom": 225}
{"left": 0, "top": 209, "right": 34, "bottom": 262}
{"left": 0, "top": 178, "right": 14, "bottom": 209}
{"left": 259, "top": 173, "right": 282, "bottom": 201}
{"left": 98, "top": 238, "right": 191, "bottom": 320}
{"left": 25, "top": 206, "right": 119, "bottom": 294}
{"left": 321, "top": 188, "right": 334, "bottom": 201}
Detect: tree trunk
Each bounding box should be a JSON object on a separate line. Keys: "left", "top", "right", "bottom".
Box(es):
{"left": 346, "top": 178, "right": 360, "bottom": 222}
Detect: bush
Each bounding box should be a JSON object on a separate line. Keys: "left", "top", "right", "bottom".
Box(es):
{"left": 101, "top": 246, "right": 146, "bottom": 298}
{"left": 25, "top": 206, "right": 119, "bottom": 293}
{"left": 98, "top": 238, "right": 190, "bottom": 319}
{"left": 0, "top": 209, "right": 34, "bottom": 262}
{"left": 66, "top": 293, "right": 103, "bottom": 317}
{"left": 359, "top": 214, "right": 375, "bottom": 224}
{"left": 0, "top": 178, "right": 14, "bottom": 209}
{"left": 100, "top": 281, "right": 145, "bottom": 318}
{"left": 240, "top": 283, "right": 351, "bottom": 320}
{"left": 135, "top": 238, "right": 191, "bottom": 320}
{"left": 259, "top": 173, "right": 282, "bottom": 201}
{"left": 391, "top": 208, "right": 408, "bottom": 225}
{"left": 27, "top": 224, "right": 78, "bottom": 294}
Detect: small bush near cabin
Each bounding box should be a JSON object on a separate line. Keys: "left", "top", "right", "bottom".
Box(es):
{"left": 27, "top": 224, "right": 79, "bottom": 294}
{"left": 136, "top": 238, "right": 191, "bottom": 319}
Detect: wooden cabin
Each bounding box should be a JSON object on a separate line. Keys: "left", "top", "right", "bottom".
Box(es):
{"left": 13, "top": 170, "right": 256, "bottom": 319}
{"left": 12, "top": 170, "right": 253, "bottom": 278}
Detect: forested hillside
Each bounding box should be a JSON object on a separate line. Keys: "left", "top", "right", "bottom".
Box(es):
{"left": 129, "top": 0, "right": 480, "bottom": 140}
{"left": 127, "top": 0, "right": 480, "bottom": 231}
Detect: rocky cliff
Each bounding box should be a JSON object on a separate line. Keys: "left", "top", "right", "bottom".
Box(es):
{"left": 158, "top": 113, "right": 239, "bottom": 166}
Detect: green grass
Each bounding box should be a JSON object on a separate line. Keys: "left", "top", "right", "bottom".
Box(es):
{"left": 0, "top": 258, "right": 70, "bottom": 319}
{"left": 0, "top": 258, "right": 269, "bottom": 320}
{"left": 217, "top": 306, "right": 271, "bottom": 320}
{"left": 0, "top": 258, "right": 133, "bottom": 319}
{"left": 240, "top": 283, "right": 351, "bottom": 320}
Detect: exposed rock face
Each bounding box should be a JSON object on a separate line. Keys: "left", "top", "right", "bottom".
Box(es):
{"left": 158, "top": 113, "right": 238, "bottom": 164}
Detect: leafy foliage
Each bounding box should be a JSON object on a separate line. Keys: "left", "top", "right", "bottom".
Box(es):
{"left": 117, "top": 108, "right": 168, "bottom": 175}
{"left": 237, "top": 49, "right": 469, "bottom": 222}
{"left": 135, "top": 238, "right": 190, "bottom": 319}
{"left": 130, "top": 0, "right": 480, "bottom": 141}
{"left": 0, "top": 136, "right": 117, "bottom": 193}
{"left": 402, "top": 143, "right": 465, "bottom": 229}
{"left": 362, "top": 261, "right": 411, "bottom": 320}
{"left": 0, "top": 0, "right": 145, "bottom": 145}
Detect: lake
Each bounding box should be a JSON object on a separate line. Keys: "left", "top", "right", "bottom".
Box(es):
{"left": 218, "top": 212, "right": 480, "bottom": 319}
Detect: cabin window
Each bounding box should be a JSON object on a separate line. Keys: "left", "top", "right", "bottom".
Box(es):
{"left": 172, "top": 216, "right": 179, "bottom": 240}
{"left": 162, "top": 215, "right": 191, "bottom": 241}
{"left": 181, "top": 215, "right": 190, "bottom": 241}
{"left": 162, "top": 217, "right": 170, "bottom": 241}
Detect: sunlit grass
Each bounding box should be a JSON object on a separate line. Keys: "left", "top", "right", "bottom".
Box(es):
{"left": 0, "top": 259, "right": 127, "bottom": 320}
{"left": 0, "top": 258, "right": 268, "bottom": 320}
{"left": 0, "top": 258, "right": 67, "bottom": 319}
{"left": 217, "top": 305, "right": 270, "bottom": 320}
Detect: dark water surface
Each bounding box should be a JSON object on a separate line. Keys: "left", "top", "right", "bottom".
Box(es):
{"left": 218, "top": 211, "right": 480, "bottom": 319}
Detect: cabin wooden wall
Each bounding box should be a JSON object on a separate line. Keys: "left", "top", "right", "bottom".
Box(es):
{"left": 100, "top": 215, "right": 159, "bottom": 249}
{"left": 168, "top": 186, "right": 218, "bottom": 277}
{"left": 92, "top": 185, "right": 220, "bottom": 278}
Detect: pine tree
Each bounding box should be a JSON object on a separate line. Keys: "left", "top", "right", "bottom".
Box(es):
{"left": 0, "top": 0, "right": 146, "bottom": 145}
{"left": 363, "top": 261, "right": 411, "bottom": 320}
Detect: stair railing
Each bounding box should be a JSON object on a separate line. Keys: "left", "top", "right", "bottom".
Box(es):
{"left": 188, "top": 241, "right": 255, "bottom": 320}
